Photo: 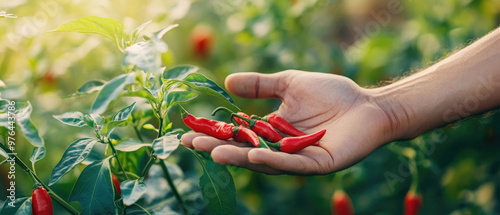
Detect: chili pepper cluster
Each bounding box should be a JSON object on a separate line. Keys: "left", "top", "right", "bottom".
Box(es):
{"left": 180, "top": 106, "right": 326, "bottom": 153}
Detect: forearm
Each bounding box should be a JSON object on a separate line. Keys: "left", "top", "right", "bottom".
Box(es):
{"left": 373, "top": 27, "right": 500, "bottom": 139}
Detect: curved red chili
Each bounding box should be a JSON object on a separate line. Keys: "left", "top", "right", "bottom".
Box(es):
{"left": 332, "top": 190, "right": 354, "bottom": 215}
{"left": 112, "top": 174, "right": 121, "bottom": 195}
{"left": 404, "top": 191, "right": 422, "bottom": 215}
{"left": 233, "top": 126, "right": 260, "bottom": 147}
{"left": 212, "top": 107, "right": 250, "bottom": 127}
{"left": 267, "top": 129, "right": 326, "bottom": 153}
{"left": 254, "top": 114, "right": 306, "bottom": 136}
{"left": 253, "top": 113, "right": 319, "bottom": 146}
{"left": 232, "top": 114, "right": 282, "bottom": 142}
{"left": 32, "top": 187, "right": 53, "bottom": 215}
{"left": 180, "top": 106, "right": 234, "bottom": 140}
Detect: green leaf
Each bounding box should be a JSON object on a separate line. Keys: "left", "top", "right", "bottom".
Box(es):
{"left": 16, "top": 102, "right": 44, "bottom": 147}
{"left": 69, "top": 158, "right": 116, "bottom": 215}
{"left": 49, "top": 138, "right": 98, "bottom": 186}
{"left": 83, "top": 113, "right": 104, "bottom": 128}
{"left": 53, "top": 111, "right": 88, "bottom": 127}
{"left": 75, "top": 80, "right": 106, "bottom": 95}
{"left": 152, "top": 135, "right": 180, "bottom": 159}
{"left": 151, "top": 24, "right": 179, "bottom": 53}
{"left": 165, "top": 91, "right": 197, "bottom": 107}
{"left": 121, "top": 179, "right": 148, "bottom": 206}
{"left": 142, "top": 124, "right": 157, "bottom": 131}
{"left": 122, "top": 41, "right": 159, "bottom": 73}
{"left": 125, "top": 204, "right": 152, "bottom": 215}
{"left": 52, "top": 16, "right": 125, "bottom": 50}
{"left": 154, "top": 24, "right": 179, "bottom": 42}
{"left": 171, "top": 73, "right": 238, "bottom": 110}
{"left": 30, "top": 147, "right": 46, "bottom": 164}
{"left": 0, "top": 197, "right": 31, "bottom": 215}
{"left": 91, "top": 73, "right": 136, "bottom": 115}
{"left": 162, "top": 66, "right": 198, "bottom": 80}
{"left": 114, "top": 147, "right": 149, "bottom": 178}
{"left": 189, "top": 149, "right": 236, "bottom": 215}
{"left": 0, "top": 99, "right": 10, "bottom": 112}
{"left": 129, "top": 20, "right": 152, "bottom": 45}
{"left": 107, "top": 102, "right": 137, "bottom": 133}
{"left": 121, "top": 90, "right": 156, "bottom": 103}
{"left": 0, "top": 147, "right": 8, "bottom": 159}
{"left": 115, "top": 139, "right": 151, "bottom": 152}
{"left": 111, "top": 102, "right": 136, "bottom": 122}
{"left": 122, "top": 24, "right": 178, "bottom": 74}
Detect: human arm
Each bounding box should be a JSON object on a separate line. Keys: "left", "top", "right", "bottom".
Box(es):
{"left": 181, "top": 27, "right": 500, "bottom": 175}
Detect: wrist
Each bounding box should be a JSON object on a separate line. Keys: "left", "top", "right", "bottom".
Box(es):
{"left": 366, "top": 84, "right": 418, "bottom": 141}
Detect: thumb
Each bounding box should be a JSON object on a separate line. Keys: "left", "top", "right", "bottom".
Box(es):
{"left": 224, "top": 71, "right": 292, "bottom": 99}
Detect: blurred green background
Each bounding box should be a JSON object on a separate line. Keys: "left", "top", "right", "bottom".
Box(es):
{"left": 1, "top": 0, "right": 500, "bottom": 214}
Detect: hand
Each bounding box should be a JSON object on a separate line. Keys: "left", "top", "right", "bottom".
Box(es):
{"left": 181, "top": 70, "right": 402, "bottom": 175}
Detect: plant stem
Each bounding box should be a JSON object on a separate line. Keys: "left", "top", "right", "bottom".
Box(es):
{"left": 0, "top": 143, "right": 80, "bottom": 215}
{"left": 409, "top": 155, "right": 419, "bottom": 193}
{"left": 140, "top": 153, "right": 157, "bottom": 177}
{"left": 157, "top": 117, "right": 164, "bottom": 138}
{"left": 159, "top": 161, "right": 188, "bottom": 215}
{"left": 151, "top": 94, "right": 187, "bottom": 214}
{"left": 106, "top": 139, "right": 129, "bottom": 180}
{"left": 131, "top": 114, "right": 145, "bottom": 142}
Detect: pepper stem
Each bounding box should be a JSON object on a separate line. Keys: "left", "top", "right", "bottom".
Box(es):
{"left": 260, "top": 137, "right": 280, "bottom": 150}
{"left": 106, "top": 138, "right": 129, "bottom": 180}
{"left": 250, "top": 115, "right": 265, "bottom": 121}
{"left": 178, "top": 105, "right": 188, "bottom": 118}
{"left": 211, "top": 106, "right": 235, "bottom": 116}
{"left": 231, "top": 113, "right": 255, "bottom": 127}
{"left": 408, "top": 153, "right": 419, "bottom": 193}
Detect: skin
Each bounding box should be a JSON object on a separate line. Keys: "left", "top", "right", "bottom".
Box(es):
{"left": 181, "top": 27, "right": 500, "bottom": 175}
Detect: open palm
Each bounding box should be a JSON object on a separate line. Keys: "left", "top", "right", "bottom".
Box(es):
{"left": 181, "top": 70, "right": 398, "bottom": 175}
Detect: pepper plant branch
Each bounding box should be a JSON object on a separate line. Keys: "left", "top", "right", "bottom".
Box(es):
{"left": 131, "top": 114, "right": 145, "bottom": 142}
{"left": 140, "top": 153, "right": 157, "bottom": 177}
{"left": 159, "top": 160, "right": 188, "bottom": 215}
{"left": 154, "top": 110, "right": 188, "bottom": 214}
{"left": 31, "top": 162, "right": 37, "bottom": 177}
{"left": 106, "top": 138, "right": 129, "bottom": 180}
{"left": 0, "top": 143, "right": 79, "bottom": 215}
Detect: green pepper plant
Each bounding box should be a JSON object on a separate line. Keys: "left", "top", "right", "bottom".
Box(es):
{"left": 0, "top": 16, "right": 239, "bottom": 215}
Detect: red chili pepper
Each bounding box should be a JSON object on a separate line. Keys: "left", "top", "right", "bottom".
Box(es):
{"left": 180, "top": 106, "right": 234, "bottom": 140}
{"left": 233, "top": 126, "right": 260, "bottom": 147}
{"left": 253, "top": 114, "right": 319, "bottom": 146}
{"left": 267, "top": 129, "right": 326, "bottom": 153}
{"left": 232, "top": 114, "right": 283, "bottom": 142}
{"left": 254, "top": 114, "right": 305, "bottom": 136}
{"left": 212, "top": 107, "right": 250, "bottom": 127}
{"left": 235, "top": 112, "right": 251, "bottom": 127}
{"left": 190, "top": 25, "right": 214, "bottom": 59}
{"left": 32, "top": 187, "right": 53, "bottom": 215}
{"left": 404, "top": 191, "right": 422, "bottom": 215}
{"left": 112, "top": 174, "right": 121, "bottom": 195}
{"left": 332, "top": 190, "right": 354, "bottom": 215}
